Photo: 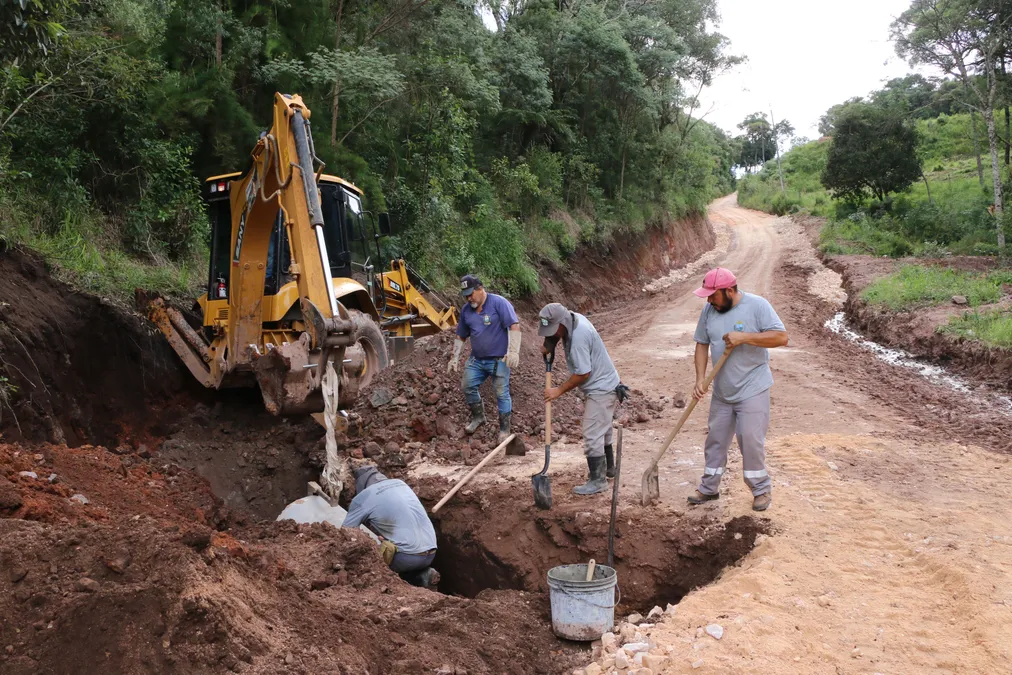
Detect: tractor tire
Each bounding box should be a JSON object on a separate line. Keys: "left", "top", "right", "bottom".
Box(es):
{"left": 347, "top": 309, "right": 390, "bottom": 391}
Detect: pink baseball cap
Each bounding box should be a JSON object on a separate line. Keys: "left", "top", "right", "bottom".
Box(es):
{"left": 693, "top": 267, "right": 737, "bottom": 297}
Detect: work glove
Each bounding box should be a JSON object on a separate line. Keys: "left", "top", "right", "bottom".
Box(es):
{"left": 447, "top": 338, "right": 464, "bottom": 373}
{"left": 503, "top": 328, "right": 521, "bottom": 369}
{"left": 380, "top": 539, "right": 397, "bottom": 565}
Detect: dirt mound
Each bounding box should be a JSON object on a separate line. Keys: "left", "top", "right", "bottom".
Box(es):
{"left": 347, "top": 323, "right": 672, "bottom": 468}
{"left": 0, "top": 247, "right": 192, "bottom": 447}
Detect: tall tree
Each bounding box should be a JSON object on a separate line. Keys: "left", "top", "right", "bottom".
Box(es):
{"left": 892, "top": 0, "right": 1011, "bottom": 249}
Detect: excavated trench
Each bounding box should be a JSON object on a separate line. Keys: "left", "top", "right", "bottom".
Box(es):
{"left": 422, "top": 483, "right": 771, "bottom": 613}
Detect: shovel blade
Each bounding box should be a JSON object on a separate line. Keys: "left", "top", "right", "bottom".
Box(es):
{"left": 532, "top": 475, "right": 552, "bottom": 509}
{"left": 641, "top": 465, "right": 660, "bottom": 506}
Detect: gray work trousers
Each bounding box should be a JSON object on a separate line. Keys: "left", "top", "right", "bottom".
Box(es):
{"left": 582, "top": 392, "right": 618, "bottom": 458}
{"left": 698, "top": 389, "right": 772, "bottom": 497}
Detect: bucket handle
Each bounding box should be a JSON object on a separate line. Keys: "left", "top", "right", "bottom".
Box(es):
{"left": 554, "top": 583, "right": 622, "bottom": 610}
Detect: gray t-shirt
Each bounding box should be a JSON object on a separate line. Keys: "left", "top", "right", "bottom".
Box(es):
{"left": 564, "top": 313, "right": 620, "bottom": 396}
{"left": 693, "top": 293, "right": 785, "bottom": 403}
{"left": 343, "top": 479, "right": 437, "bottom": 554}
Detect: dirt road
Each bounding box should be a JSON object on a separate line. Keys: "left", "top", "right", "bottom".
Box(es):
{"left": 517, "top": 195, "right": 1012, "bottom": 673}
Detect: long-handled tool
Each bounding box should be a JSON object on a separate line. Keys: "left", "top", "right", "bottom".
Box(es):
{"left": 607, "top": 426, "right": 622, "bottom": 567}
{"left": 640, "top": 348, "right": 733, "bottom": 506}
{"left": 432, "top": 433, "right": 523, "bottom": 513}
{"left": 532, "top": 350, "right": 555, "bottom": 509}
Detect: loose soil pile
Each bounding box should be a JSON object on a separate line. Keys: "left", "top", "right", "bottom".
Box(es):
{"left": 0, "top": 214, "right": 756, "bottom": 674}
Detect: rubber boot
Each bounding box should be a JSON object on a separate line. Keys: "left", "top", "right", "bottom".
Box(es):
{"left": 573, "top": 456, "right": 608, "bottom": 495}
{"left": 465, "top": 402, "right": 485, "bottom": 435}
{"left": 604, "top": 444, "right": 615, "bottom": 478}
{"left": 498, "top": 412, "right": 512, "bottom": 444}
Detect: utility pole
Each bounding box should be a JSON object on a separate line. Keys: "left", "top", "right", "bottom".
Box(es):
{"left": 770, "top": 106, "right": 785, "bottom": 194}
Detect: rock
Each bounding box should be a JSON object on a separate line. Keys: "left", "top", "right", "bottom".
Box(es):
{"left": 851, "top": 647, "right": 862, "bottom": 658}
{"left": 425, "top": 368, "right": 436, "bottom": 379}
{"left": 827, "top": 461, "right": 839, "bottom": 472}
{"left": 600, "top": 632, "right": 617, "bottom": 650}
{"left": 0, "top": 477, "right": 23, "bottom": 511}
{"left": 584, "top": 664, "right": 603, "bottom": 675}
{"left": 284, "top": 652, "right": 295, "bottom": 665}
{"left": 647, "top": 606, "right": 664, "bottom": 620}
{"left": 75, "top": 577, "right": 100, "bottom": 593}
{"left": 137, "top": 445, "right": 152, "bottom": 459}
{"left": 627, "top": 612, "right": 644, "bottom": 625}
{"left": 673, "top": 394, "right": 687, "bottom": 408}
{"left": 310, "top": 579, "right": 332, "bottom": 591}
{"left": 104, "top": 556, "right": 130, "bottom": 574}
{"left": 619, "top": 622, "right": 637, "bottom": 642}
{"left": 181, "top": 527, "right": 212, "bottom": 551}
{"left": 391, "top": 396, "right": 409, "bottom": 406}
{"left": 624, "top": 642, "right": 650, "bottom": 654}
{"left": 425, "top": 393, "right": 441, "bottom": 405}
{"left": 601, "top": 657, "right": 615, "bottom": 669}
{"left": 665, "top": 603, "right": 677, "bottom": 615}
{"left": 47, "top": 473, "right": 58, "bottom": 483}
{"left": 692, "top": 659, "right": 704, "bottom": 669}
{"left": 70, "top": 494, "right": 89, "bottom": 505}
{"left": 614, "top": 650, "right": 630, "bottom": 669}
{"left": 636, "top": 412, "right": 650, "bottom": 423}
{"left": 9, "top": 567, "right": 27, "bottom": 583}
{"left": 18, "top": 471, "right": 38, "bottom": 480}
{"left": 112, "top": 445, "right": 131, "bottom": 455}
{"left": 695, "top": 627, "right": 704, "bottom": 638}
{"left": 705, "top": 623, "right": 724, "bottom": 640}
{"left": 817, "top": 595, "right": 832, "bottom": 608}
{"left": 369, "top": 388, "right": 394, "bottom": 408}
{"left": 384, "top": 441, "right": 400, "bottom": 454}
{"left": 572, "top": 670, "right": 585, "bottom": 675}
{"left": 363, "top": 442, "right": 383, "bottom": 458}
{"left": 952, "top": 295, "right": 968, "bottom": 306}
{"left": 643, "top": 654, "right": 667, "bottom": 670}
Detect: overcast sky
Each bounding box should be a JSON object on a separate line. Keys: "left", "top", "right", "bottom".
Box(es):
{"left": 698, "top": 0, "right": 939, "bottom": 140}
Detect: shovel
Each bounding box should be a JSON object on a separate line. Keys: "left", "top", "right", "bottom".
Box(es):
{"left": 640, "top": 347, "right": 733, "bottom": 506}
{"left": 431, "top": 433, "right": 525, "bottom": 513}
{"left": 532, "top": 351, "right": 555, "bottom": 509}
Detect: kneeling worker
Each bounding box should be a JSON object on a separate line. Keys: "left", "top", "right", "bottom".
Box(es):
{"left": 538, "top": 302, "right": 625, "bottom": 496}
{"left": 343, "top": 466, "right": 439, "bottom": 588}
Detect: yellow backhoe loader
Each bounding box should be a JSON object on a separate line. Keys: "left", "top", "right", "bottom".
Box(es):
{"left": 147, "top": 93, "right": 458, "bottom": 417}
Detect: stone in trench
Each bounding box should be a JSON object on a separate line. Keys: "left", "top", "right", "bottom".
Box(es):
{"left": 705, "top": 623, "right": 724, "bottom": 640}
{"left": 104, "top": 556, "right": 130, "bottom": 574}
{"left": 363, "top": 442, "right": 383, "bottom": 458}
{"left": 369, "top": 388, "right": 394, "bottom": 408}
{"left": 600, "top": 632, "right": 617, "bottom": 650}
{"left": 584, "top": 664, "right": 603, "bottom": 675}
{"left": 75, "top": 577, "right": 100, "bottom": 593}
{"left": 390, "top": 396, "right": 409, "bottom": 406}
{"left": 70, "top": 494, "right": 89, "bottom": 505}
{"left": 624, "top": 642, "right": 650, "bottom": 654}
{"left": 692, "top": 659, "right": 704, "bottom": 669}
{"left": 817, "top": 595, "right": 833, "bottom": 608}
{"left": 626, "top": 612, "right": 644, "bottom": 625}
{"left": 647, "top": 606, "right": 664, "bottom": 620}
{"left": 952, "top": 295, "right": 968, "bottom": 306}
{"left": 9, "top": 567, "right": 27, "bottom": 583}
{"left": 18, "top": 471, "right": 38, "bottom": 480}
{"left": 643, "top": 654, "right": 667, "bottom": 670}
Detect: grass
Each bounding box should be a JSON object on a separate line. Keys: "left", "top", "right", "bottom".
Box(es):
{"left": 940, "top": 309, "right": 1012, "bottom": 348}
{"left": 861, "top": 265, "right": 1012, "bottom": 310}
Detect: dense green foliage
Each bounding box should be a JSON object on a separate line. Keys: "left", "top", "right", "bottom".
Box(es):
{"left": 820, "top": 103, "right": 921, "bottom": 202}
{"left": 0, "top": 0, "right": 739, "bottom": 299}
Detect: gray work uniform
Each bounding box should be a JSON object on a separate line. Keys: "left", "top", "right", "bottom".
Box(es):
{"left": 343, "top": 479, "right": 437, "bottom": 568}
{"left": 564, "top": 313, "right": 620, "bottom": 458}
{"left": 692, "top": 293, "right": 785, "bottom": 496}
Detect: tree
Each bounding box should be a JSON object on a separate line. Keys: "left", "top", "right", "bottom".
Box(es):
{"left": 735, "top": 112, "right": 790, "bottom": 172}
{"left": 820, "top": 103, "right": 922, "bottom": 203}
{"left": 892, "top": 0, "right": 1012, "bottom": 249}
{"left": 817, "top": 97, "right": 863, "bottom": 136}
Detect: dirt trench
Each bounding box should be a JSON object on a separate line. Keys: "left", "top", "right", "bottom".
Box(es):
{"left": 0, "top": 213, "right": 743, "bottom": 673}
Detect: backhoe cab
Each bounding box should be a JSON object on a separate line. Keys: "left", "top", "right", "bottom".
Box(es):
{"left": 147, "top": 93, "right": 457, "bottom": 416}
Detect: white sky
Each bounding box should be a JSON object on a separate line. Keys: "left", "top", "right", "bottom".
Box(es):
{"left": 698, "top": 0, "right": 939, "bottom": 140}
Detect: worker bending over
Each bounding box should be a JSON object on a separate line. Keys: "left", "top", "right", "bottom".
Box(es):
{"left": 343, "top": 466, "right": 439, "bottom": 588}
{"left": 538, "top": 302, "right": 627, "bottom": 496}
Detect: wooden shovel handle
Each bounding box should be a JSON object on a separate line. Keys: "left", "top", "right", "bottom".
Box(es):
{"left": 645, "top": 348, "right": 734, "bottom": 472}
{"left": 431, "top": 434, "right": 518, "bottom": 513}
{"left": 585, "top": 559, "right": 596, "bottom": 581}
{"left": 545, "top": 371, "right": 552, "bottom": 446}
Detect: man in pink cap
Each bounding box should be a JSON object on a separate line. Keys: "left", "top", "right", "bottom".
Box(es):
{"left": 688, "top": 267, "right": 788, "bottom": 511}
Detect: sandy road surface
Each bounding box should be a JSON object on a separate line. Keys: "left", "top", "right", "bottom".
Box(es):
{"left": 423, "top": 193, "right": 1012, "bottom": 674}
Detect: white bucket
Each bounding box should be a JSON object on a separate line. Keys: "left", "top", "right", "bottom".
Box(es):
{"left": 547, "top": 563, "right": 620, "bottom": 641}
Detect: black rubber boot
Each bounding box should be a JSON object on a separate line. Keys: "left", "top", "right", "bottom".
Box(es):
{"left": 498, "top": 412, "right": 512, "bottom": 443}
{"left": 465, "top": 402, "right": 485, "bottom": 435}
{"left": 573, "top": 456, "right": 608, "bottom": 495}
{"left": 604, "top": 444, "right": 615, "bottom": 478}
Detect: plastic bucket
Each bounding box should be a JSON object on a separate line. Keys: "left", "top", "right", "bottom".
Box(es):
{"left": 547, "top": 563, "right": 620, "bottom": 641}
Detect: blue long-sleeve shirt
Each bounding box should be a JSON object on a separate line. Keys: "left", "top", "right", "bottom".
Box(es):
{"left": 343, "top": 479, "right": 437, "bottom": 555}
